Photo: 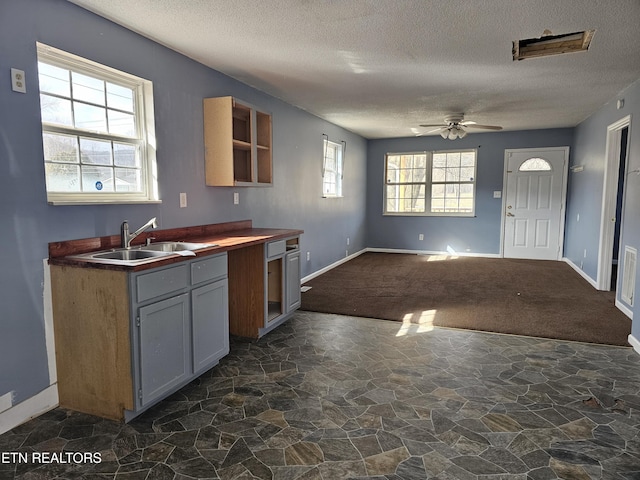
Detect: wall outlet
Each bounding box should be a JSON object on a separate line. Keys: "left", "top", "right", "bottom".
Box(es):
{"left": 233, "top": 192, "right": 239, "bottom": 205}
{"left": 179, "top": 192, "right": 187, "bottom": 208}
{"left": 584, "top": 249, "right": 587, "bottom": 258}
{"left": 346, "top": 250, "right": 349, "bottom": 257}
{"left": 11, "top": 68, "right": 26, "bottom": 93}
{"left": 346, "top": 237, "right": 350, "bottom": 246}
{"left": 419, "top": 234, "right": 424, "bottom": 241}
{"left": 306, "top": 251, "right": 310, "bottom": 261}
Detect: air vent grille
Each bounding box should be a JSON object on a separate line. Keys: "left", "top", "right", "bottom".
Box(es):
{"left": 621, "top": 246, "right": 637, "bottom": 306}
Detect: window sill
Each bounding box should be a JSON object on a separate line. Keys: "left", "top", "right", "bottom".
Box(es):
{"left": 322, "top": 195, "right": 344, "bottom": 199}
{"left": 48, "top": 199, "right": 162, "bottom": 206}
{"left": 383, "top": 212, "right": 475, "bottom": 218}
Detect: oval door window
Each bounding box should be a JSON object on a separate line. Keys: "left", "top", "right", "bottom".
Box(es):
{"left": 519, "top": 157, "right": 552, "bottom": 172}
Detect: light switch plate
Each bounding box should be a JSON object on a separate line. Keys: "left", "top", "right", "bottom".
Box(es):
{"left": 179, "top": 192, "right": 187, "bottom": 208}
{"left": 493, "top": 191, "right": 502, "bottom": 198}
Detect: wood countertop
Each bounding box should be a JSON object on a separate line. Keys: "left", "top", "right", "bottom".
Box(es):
{"left": 48, "top": 220, "right": 303, "bottom": 272}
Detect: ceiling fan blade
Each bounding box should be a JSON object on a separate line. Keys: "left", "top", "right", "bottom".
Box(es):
{"left": 464, "top": 124, "right": 503, "bottom": 131}
{"left": 419, "top": 123, "right": 446, "bottom": 128}
{"left": 423, "top": 127, "right": 445, "bottom": 134}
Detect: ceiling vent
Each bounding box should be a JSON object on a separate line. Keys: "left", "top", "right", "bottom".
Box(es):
{"left": 513, "top": 29, "right": 595, "bottom": 61}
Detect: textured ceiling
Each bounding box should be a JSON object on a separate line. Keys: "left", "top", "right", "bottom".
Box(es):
{"left": 67, "top": 0, "right": 640, "bottom": 139}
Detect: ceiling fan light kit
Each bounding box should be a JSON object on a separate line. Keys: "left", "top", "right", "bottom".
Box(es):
{"left": 420, "top": 113, "right": 502, "bottom": 140}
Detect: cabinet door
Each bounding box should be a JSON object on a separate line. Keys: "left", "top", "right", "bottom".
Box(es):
{"left": 285, "top": 250, "right": 301, "bottom": 312}
{"left": 138, "top": 294, "right": 190, "bottom": 408}
{"left": 192, "top": 279, "right": 229, "bottom": 375}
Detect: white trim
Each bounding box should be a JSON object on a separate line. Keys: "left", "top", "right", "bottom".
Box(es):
{"left": 366, "top": 247, "right": 501, "bottom": 258}
{"left": 301, "top": 249, "right": 366, "bottom": 283}
{"left": 597, "top": 115, "right": 631, "bottom": 290}
{"left": 0, "top": 392, "right": 12, "bottom": 414}
{"left": 628, "top": 334, "right": 640, "bottom": 355}
{"left": 0, "top": 386, "right": 58, "bottom": 436}
{"left": 616, "top": 299, "right": 634, "bottom": 319}
{"left": 501, "top": 147, "right": 570, "bottom": 260}
{"left": 562, "top": 257, "right": 598, "bottom": 289}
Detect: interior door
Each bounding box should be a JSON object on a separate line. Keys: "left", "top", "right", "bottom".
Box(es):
{"left": 503, "top": 148, "right": 568, "bottom": 260}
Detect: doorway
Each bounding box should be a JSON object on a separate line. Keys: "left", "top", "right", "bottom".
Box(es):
{"left": 501, "top": 147, "right": 569, "bottom": 260}
{"left": 597, "top": 116, "right": 631, "bottom": 291}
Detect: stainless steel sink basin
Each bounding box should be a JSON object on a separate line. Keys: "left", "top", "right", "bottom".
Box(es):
{"left": 141, "top": 241, "right": 216, "bottom": 252}
{"left": 68, "top": 247, "right": 176, "bottom": 265}
{"left": 67, "top": 241, "right": 218, "bottom": 266}
{"left": 92, "top": 249, "right": 172, "bottom": 261}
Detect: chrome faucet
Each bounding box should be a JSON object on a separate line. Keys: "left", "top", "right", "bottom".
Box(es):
{"left": 121, "top": 217, "right": 158, "bottom": 249}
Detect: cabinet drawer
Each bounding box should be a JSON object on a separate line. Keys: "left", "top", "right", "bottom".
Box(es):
{"left": 191, "top": 254, "right": 227, "bottom": 285}
{"left": 266, "top": 240, "right": 286, "bottom": 259}
{"left": 136, "top": 264, "right": 189, "bottom": 303}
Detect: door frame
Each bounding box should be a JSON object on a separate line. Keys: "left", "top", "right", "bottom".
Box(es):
{"left": 596, "top": 115, "right": 631, "bottom": 291}
{"left": 500, "top": 147, "right": 570, "bottom": 259}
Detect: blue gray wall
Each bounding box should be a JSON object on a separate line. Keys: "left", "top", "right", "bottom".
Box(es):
{"left": 366, "top": 129, "right": 574, "bottom": 254}
{"left": 0, "top": 0, "right": 367, "bottom": 406}
{"left": 565, "top": 79, "right": 640, "bottom": 338}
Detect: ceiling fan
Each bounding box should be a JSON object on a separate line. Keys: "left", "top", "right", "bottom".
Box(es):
{"left": 419, "top": 114, "right": 502, "bottom": 139}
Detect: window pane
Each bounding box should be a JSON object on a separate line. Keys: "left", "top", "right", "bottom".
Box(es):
{"left": 72, "top": 72, "right": 105, "bottom": 105}
{"left": 460, "top": 167, "right": 475, "bottom": 181}
{"left": 519, "top": 157, "right": 552, "bottom": 171}
{"left": 106, "top": 82, "right": 134, "bottom": 112}
{"left": 115, "top": 168, "right": 142, "bottom": 192}
{"left": 445, "top": 167, "right": 460, "bottom": 182}
{"left": 460, "top": 184, "right": 474, "bottom": 198}
{"left": 431, "top": 198, "right": 444, "bottom": 212}
{"left": 461, "top": 152, "right": 475, "bottom": 166}
{"left": 40, "top": 94, "right": 73, "bottom": 126}
{"left": 113, "top": 143, "right": 139, "bottom": 168}
{"left": 108, "top": 110, "right": 136, "bottom": 136}
{"left": 74, "top": 102, "right": 107, "bottom": 132}
{"left": 38, "top": 63, "right": 70, "bottom": 97}
{"left": 80, "top": 138, "right": 112, "bottom": 165}
{"left": 82, "top": 166, "right": 114, "bottom": 192}
{"left": 43, "top": 133, "right": 78, "bottom": 164}
{"left": 45, "top": 163, "right": 80, "bottom": 192}
{"left": 446, "top": 152, "right": 461, "bottom": 168}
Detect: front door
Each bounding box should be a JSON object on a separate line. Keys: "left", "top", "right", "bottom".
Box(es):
{"left": 503, "top": 148, "right": 568, "bottom": 260}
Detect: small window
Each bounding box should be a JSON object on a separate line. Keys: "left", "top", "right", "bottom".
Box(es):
{"left": 37, "top": 43, "right": 158, "bottom": 205}
{"left": 322, "top": 139, "right": 343, "bottom": 197}
{"left": 384, "top": 149, "right": 476, "bottom": 216}
{"left": 519, "top": 157, "right": 552, "bottom": 172}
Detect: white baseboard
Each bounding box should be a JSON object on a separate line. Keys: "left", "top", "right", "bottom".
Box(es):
{"left": 563, "top": 257, "right": 598, "bottom": 289}
{"left": 616, "top": 299, "right": 634, "bottom": 319}
{"left": 628, "top": 334, "right": 640, "bottom": 355}
{"left": 301, "top": 249, "right": 367, "bottom": 284}
{"left": 0, "top": 385, "right": 58, "bottom": 435}
{"left": 366, "top": 247, "right": 501, "bottom": 258}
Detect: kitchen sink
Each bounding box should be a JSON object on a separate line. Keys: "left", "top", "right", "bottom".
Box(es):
{"left": 141, "top": 241, "right": 216, "bottom": 252}
{"left": 66, "top": 242, "right": 218, "bottom": 266}
{"left": 91, "top": 249, "right": 172, "bottom": 261}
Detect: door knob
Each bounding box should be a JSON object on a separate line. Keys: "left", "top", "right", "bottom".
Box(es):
{"left": 506, "top": 212, "right": 515, "bottom": 217}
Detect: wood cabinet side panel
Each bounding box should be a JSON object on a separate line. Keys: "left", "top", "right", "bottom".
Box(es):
{"left": 51, "top": 266, "right": 133, "bottom": 420}
{"left": 204, "top": 96, "right": 234, "bottom": 186}
{"left": 227, "top": 245, "right": 264, "bottom": 338}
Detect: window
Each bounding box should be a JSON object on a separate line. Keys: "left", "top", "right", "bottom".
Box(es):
{"left": 322, "top": 139, "right": 343, "bottom": 197}
{"left": 36, "top": 43, "right": 158, "bottom": 204}
{"left": 519, "top": 157, "right": 551, "bottom": 171}
{"left": 384, "top": 149, "right": 476, "bottom": 216}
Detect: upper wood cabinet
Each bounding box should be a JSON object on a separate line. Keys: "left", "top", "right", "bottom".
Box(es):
{"left": 203, "top": 96, "right": 272, "bottom": 186}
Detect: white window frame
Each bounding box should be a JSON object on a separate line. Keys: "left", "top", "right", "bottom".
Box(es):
{"left": 36, "top": 43, "right": 159, "bottom": 205}
{"left": 384, "top": 149, "right": 477, "bottom": 217}
{"left": 322, "top": 139, "right": 343, "bottom": 198}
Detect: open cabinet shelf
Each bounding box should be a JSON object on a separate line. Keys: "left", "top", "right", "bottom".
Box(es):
{"left": 204, "top": 96, "right": 272, "bottom": 187}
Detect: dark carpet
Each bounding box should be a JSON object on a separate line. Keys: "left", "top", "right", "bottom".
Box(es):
{"left": 300, "top": 252, "right": 632, "bottom": 346}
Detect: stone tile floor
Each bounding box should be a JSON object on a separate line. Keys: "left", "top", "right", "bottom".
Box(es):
{"left": 2, "top": 311, "right": 640, "bottom": 479}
